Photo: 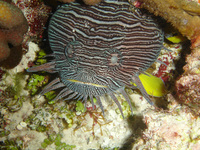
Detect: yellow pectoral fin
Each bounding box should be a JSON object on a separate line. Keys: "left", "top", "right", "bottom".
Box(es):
{"left": 138, "top": 73, "right": 167, "bottom": 97}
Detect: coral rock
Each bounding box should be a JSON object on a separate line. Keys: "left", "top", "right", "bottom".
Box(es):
{"left": 175, "top": 47, "right": 200, "bottom": 115}
{"left": 83, "top": 0, "right": 102, "bottom": 5}
{"left": 138, "top": 0, "right": 200, "bottom": 48}
{"left": 0, "top": 1, "right": 28, "bottom": 62}
{"left": 57, "top": 0, "right": 102, "bottom": 5}
{"left": 176, "top": 74, "right": 200, "bottom": 102}
{"left": 57, "top": 0, "right": 75, "bottom": 3}
{"left": 0, "top": 30, "right": 10, "bottom": 61}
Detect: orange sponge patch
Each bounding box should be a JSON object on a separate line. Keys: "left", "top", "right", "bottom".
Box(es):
{"left": 0, "top": 2, "right": 12, "bottom": 24}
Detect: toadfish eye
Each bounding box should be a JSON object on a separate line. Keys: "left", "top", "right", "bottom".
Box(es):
{"left": 111, "top": 55, "right": 118, "bottom": 64}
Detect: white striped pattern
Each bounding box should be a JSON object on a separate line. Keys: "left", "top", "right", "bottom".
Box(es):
{"left": 28, "top": 0, "right": 164, "bottom": 117}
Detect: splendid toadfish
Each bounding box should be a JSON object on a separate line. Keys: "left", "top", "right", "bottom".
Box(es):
{"left": 27, "top": 0, "right": 164, "bottom": 117}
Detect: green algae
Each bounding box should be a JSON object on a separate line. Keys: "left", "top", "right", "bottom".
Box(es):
{"left": 27, "top": 50, "right": 50, "bottom": 95}
{"left": 1, "top": 72, "right": 26, "bottom": 112}
{"left": 1, "top": 87, "right": 25, "bottom": 112}
{"left": 25, "top": 107, "right": 53, "bottom": 132}
{"left": 0, "top": 130, "right": 10, "bottom": 137}
{"left": 41, "top": 133, "right": 76, "bottom": 150}
{"left": 56, "top": 104, "right": 75, "bottom": 128}
{"left": 36, "top": 50, "right": 47, "bottom": 65}
{"left": 46, "top": 91, "right": 57, "bottom": 104}
{"left": 75, "top": 101, "right": 86, "bottom": 113}
{"left": 27, "top": 74, "right": 48, "bottom": 95}
{"left": 25, "top": 100, "right": 76, "bottom": 133}
{"left": 115, "top": 100, "right": 132, "bottom": 118}
{"left": 0, "top": 138, "right": 24, "bottom": 150}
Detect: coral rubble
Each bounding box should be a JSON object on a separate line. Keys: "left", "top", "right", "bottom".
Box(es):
{"left": 0, "top": 0, "right": 28, "bottom": 62}
{"left": 132, "top": 105, "right": 200, "bottom": 149}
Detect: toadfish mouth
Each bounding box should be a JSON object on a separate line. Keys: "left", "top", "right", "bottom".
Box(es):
{"left": 67, "top": 79, "right": 108, "bottom": 88}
